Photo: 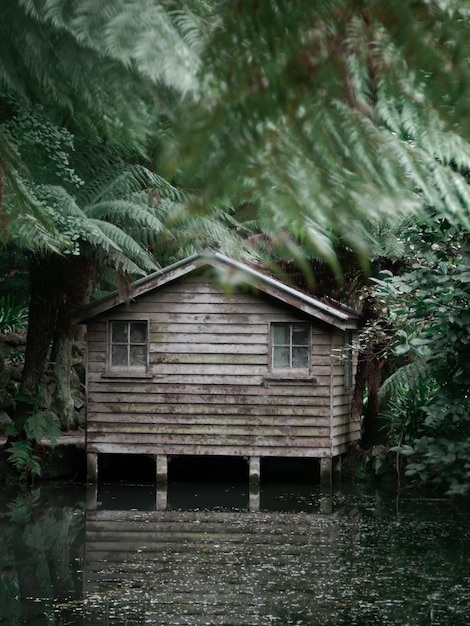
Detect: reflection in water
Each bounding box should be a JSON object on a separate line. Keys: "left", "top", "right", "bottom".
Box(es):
{"left": 0, "top": 484, "right": 85, "bottom": 626}
{"left": 1, "top": 481, "right": 470, "bottom": 625}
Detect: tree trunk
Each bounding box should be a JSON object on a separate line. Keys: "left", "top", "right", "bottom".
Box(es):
{"left": 52, "top": 336, "right": 74, "bottom": 430}
{"left": 19, "top": 255, "right": 58, "bottom": 399}
{"left": 49, "top": 254, "right": 96, "bottom": 429}
{"left": 351, "top": 294, "right": 388, "bottom": 449}
{"left": 358, "top": 347, "right": 387, "bottom": 449}
{"left": 15, "top": 252, "right": 96, "bottom": 432}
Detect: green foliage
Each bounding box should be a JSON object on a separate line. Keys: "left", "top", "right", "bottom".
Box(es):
{"left": 6, "top": 406, "right": 61, "bottom": 481}
{"left": 0, "top": 296, "right": 28, "bottom": 332}
{"left": 4, "top": 0, "right": 470, "bottom": 269}
{"left": 2, "top": 98, "right": 84, "bottom": 188}
{"left": 23, "top": 510, "right": 63, "bottom": 551}
{"left": 0, "top": 125, "right": 66, "bottom": 252}
{"left": 23, "top": 411, "right": 61, "bottom": 446}
{"left": 0, "top": 578, "right": 20, "bottom": 622}
{"left": 375, "top": 218, "right": 470, "bottom": 494}
{"left": 176, "top": 0, "right": 470, "bottom": 267}
{"left": 1, "top": 98, "right": 171, "bottom": 272}
{"left": 0, "top": 244, "right": 29, "bottom": 306}
{"left": 6, "top": 487, "right": 41, "bottom": 523}
{"left": 379, "top": 376, "right": 436, "bottom": 445}
{"left": 0, "top": 0, "right": 196, "bottom": 147}
{"left": 6, "top": 439, "right": 42, "bottom": 481}
{"left": 2, "top": 487, "right": 81, "bottom": 626}
{"left": 0, "top": 0, "right": 206, "bottom": 252}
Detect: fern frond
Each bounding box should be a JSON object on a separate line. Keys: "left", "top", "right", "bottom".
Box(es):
{"left": 6, "top": 439, "right": 41, "bottom": 478}
{"left": 6, "top": 488, "right": 41, "bottom": 523}
{"left": 88, "top": 219, "right": 157, "bottom": 273}
{"left": 380, "top": 360, "right": 434, "bottom": 399}
{"left": 86, "top": 200, "right": 165, "bottom": 233}
{"left": 24, "top": 411, "right": 61, "bottom": 446}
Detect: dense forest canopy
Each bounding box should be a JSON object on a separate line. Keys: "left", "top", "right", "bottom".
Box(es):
{"left": 0, "top": 0, "right": 469, "bottom": 494}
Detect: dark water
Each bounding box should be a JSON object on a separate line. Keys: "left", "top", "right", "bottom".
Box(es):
{"left": 1, "top": 479, "right": 469, "bottom": 625}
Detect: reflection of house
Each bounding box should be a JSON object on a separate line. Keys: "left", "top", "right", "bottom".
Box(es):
{"left": 84, "top": 504, "right": 344, "bottom": 625}
{"left": 74, "top": 250, "right": 360, "bottom": 484}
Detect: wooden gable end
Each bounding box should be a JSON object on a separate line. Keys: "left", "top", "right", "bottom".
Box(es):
{"left": 74, "top": 251, "right": 359, "bottom": 330}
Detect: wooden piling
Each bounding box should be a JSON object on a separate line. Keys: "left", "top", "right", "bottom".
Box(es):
{"left": 320, "top": 457, "right": 332, "bottom": 490}
{"left": 249, "top": 456, "right": 261, "bottom": 485}
{"left": 87, "top": 452, "right": 98, "bottom": 482}
{"left": 156, "top": 454, "right": 168, "bottom": 484}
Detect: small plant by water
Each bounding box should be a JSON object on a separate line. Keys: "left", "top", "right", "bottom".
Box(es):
{"left": 0, "top": 296, "right": 28, "bottom": 333}
{"left": 5, "top": 395, "right": 61, "bottom": 482}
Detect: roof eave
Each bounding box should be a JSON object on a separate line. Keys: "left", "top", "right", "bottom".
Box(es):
{"left": 72, "top": 250, "right": 360, "bottom": 329}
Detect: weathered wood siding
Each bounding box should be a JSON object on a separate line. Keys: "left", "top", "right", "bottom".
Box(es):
{"left": 331, "top": 330, "right": 360, "bottom": 455}
{"left": 85, "top": 273, "right": 359, "bottom": 460}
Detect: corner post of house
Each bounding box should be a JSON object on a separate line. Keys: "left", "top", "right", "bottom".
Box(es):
{"left": 156, "top": 455, "right": 168, "bottom": 484}
{"left": 320, "top": 456, "right": 332, "bottom": 490}
{"left": 248, "top": 456, "right": 261, "bottom": 485}
{"left": 87, "top": 452, "right": 98, "bottom": 483}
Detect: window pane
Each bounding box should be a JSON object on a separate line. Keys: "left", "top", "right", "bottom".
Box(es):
{"left": 130, "top": 322, "right": 147, "bottom": 343}
{"left": 130, "top": 345, "right": 146, "bottom": 366}
{"left": 273, "top": 324, "right": 289, "bottom": 344}
{"left": 111, "top": 320, "right": 147, "bottom": 369}
{"left": 273, "top": 346, "right": 289, "bottom": 367}
{"left": 292, "top": 324, "right": 309, "bottom": 345}
{"left": 112, "top": 322, "right": 128, "bottom": 343}
{"left": 292, "top": 346, "right": 309, "bottom": 368}
{"left": 112, "top": 345, "right": 128, "bottom": 366}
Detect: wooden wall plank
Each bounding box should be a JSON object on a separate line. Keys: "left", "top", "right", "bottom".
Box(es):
{"left": 88, "top": 443, "right": 333, "bottom": 456}
{"left": 88, "top": 414, "right": 332, "bottom": 426}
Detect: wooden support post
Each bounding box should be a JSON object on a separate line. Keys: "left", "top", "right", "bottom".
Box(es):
{"left": 320, "top": 457, "right": 332, "bottom": 490}
{"left": 156, "top": 455, "right": 168, "bottom": 484}
{"left": 87, "top": 452, "right": 98, "bottom": 483}
{"left": 249, "top": 486, "right": 260, "bottom": 512}
{"left": 86, "top": 484, "right": 98, "bottom": 511}
{"left": 248, "top": 456, "right": 261, "bottom": 485}
{"left": 156, "top": 485, "right": 168, "bottom": 511}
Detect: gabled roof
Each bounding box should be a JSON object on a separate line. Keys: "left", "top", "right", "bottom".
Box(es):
{"left": 73, "top": 250, "right": 360, "bottom": 330}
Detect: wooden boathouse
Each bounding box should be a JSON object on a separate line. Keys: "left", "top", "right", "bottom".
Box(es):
{"left": 74, "top": 250, "right": 360, "bottom": 485}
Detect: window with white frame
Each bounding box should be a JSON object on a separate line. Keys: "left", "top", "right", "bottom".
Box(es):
{"left": 271, "top": 322, "right": 310, "bottom": 371}
{"left": 110, "top": 321, "right": 148, "bottom": 369}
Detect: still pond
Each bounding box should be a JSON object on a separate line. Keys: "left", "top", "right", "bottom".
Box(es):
{"left": 1, "top": 460, "right": 469, "bottom": 625}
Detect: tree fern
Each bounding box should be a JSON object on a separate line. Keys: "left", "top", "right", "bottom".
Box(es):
{"left": 87, "top": 218, "right": 157, "bottom": 274}
{"left": 0, "top": 127, "right": 65, "bottom": 251}
{"left": 175, "top": 0, "right": 470, "bottom": 266}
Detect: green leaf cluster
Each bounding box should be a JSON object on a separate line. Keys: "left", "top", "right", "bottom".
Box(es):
{"left": 6, "top": 439, "right": 42, "bottom": 481}
{"left": 176, "top": 0, "right": 470, "bottom": 267}
{"left": 6, "top": 407, "right": 61, "bottom": 481}
{"left": 377, "top": 219, "right": 470, "bottom": 494}
{"left": 0, "top": 296, "right": 28, "bottom": 333}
